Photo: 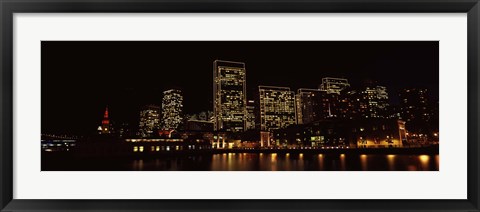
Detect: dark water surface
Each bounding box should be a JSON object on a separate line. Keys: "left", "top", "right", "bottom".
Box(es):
{"left": 43, "top": 153, "right": 439, "bottom": 171}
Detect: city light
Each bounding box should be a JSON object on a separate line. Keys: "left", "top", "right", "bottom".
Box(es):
{"left": 43, "top": 52, "right": 439, "bottom": 171}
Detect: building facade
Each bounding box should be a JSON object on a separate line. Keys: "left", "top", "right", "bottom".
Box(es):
{"left": 246, "top": 100, "right": 256, "bottom": 130}
{"left": 360, "top": 86, "right": 389, "bottom": 118}
{"left": 138, "top": 105, "right": 161, "bottom": 138}
{"left": 296, "top": 88, "right": 323, "bottom": 124}
{"left": 399, "top": 88, "right": 431, "bottom": 123}
{"left": 161, "top": 89, "right": 183, "bottom": 130}
{"left": 258, "top": 86, "right": 297, "bottom": 132}
{"left": 398, "top": 88, "right": 437, "bottom": 136}
{"left": 319, "top": 77, "right": 350, "bottom": 94}
{"left": 272, "top": 119, "right": 405, "bottom": 148}
{"left": 213, "top": 60, "right": 247, "bottom": 132}
{"left": 98, "top": 106, "right": 111, "bottom": 134}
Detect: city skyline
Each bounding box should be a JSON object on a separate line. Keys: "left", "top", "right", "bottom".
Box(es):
{"left": 42, "top": 41, "right": 439, "bottom": 135}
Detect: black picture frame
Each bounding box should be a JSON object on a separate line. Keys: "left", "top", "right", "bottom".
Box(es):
{"left": 1, "top": 0, "right": 479, "bottom": 211}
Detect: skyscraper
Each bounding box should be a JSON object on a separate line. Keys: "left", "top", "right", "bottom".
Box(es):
{"left": 320, "top": 77, "right": 350, "bottom": 94}
{"left": 398, "top": 88, "right": 436, "bottom": 135}
{"left": 360, "top": 85, "right": 389, "bottom": 118}
{"left": 138, "top": 105, "right": 161, "bottom": 138}
{"left": 213, "top": 60, "right": 247, "bottom": 132}
{"left": 161, "top": 89, "right": 183, "bottom": 130}
{"left": 399, "top": 88, "right": 430, "bottom": 123}
{"left": 296, "top": 88, "right": 323, "bottom": 124}
{"left": 258, "top": 86, "right": 296, "bottom": 131}
{"left": 246, "top": 100, "right": 256, "bottom": 130}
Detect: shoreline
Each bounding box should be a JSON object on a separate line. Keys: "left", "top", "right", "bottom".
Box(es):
{"left": 42, "top": 145, "right": 439, "bottom": 159}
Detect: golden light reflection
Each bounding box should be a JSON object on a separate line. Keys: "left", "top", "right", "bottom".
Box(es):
{"left": 419, "top": 155, "right": 430, "bottom": 170}
{"left": 318, "top": 154, "right": 324, "bottom": 170}
{"left": 419, "top": 155, "right": 429, "bottom": 163}
{"left": 340, "top": 154, "right": 346, "bottom": 170}
{"left": 271, "top": 153, "right": 277, "bottom": 163}
{"left": 387, "top": 155, "right": 395, "bottom": 171}
{"left": 360, "top": 154, "right": 368, "bottom": 171}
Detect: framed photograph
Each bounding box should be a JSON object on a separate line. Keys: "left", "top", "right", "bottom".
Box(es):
{"left": 1, "top": 0, "right": 479, "bottom": 211}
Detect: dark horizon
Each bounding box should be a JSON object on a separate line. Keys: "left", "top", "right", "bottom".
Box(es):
{"left": 41, "top": 41, "right": 439, "bottom": 135}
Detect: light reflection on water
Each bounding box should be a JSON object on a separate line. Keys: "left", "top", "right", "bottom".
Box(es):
{"left": 360, "top": 154, "right": 368, "bottom": 171}
{"left": 127, "top": 153, "right": 439, "bottom": 171}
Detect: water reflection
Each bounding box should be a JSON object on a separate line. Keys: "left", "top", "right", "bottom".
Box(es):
{"left": 387, "top": 155, "right": 395, "bottom": 171}
{"left": 419, "top": 155, "right": 430, "bottom": 171}
{"left": 44, "top": 153, "right": 440, "bottom": 171}
{"left": 318, "top": 154, "right": 324, "bottom": 170}
{"left": 360, "top": 154, "right": 368, "bottom": 171}
{"left": 132, "top": 159, "right": 144, "bottom": 171}
{"left": 126, "top": 153, "right": 439, "bottom": 171}
{"left": 340, "top": 154, "right": 346, "bottom": 171}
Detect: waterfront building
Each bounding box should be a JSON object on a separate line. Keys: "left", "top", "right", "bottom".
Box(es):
{"left": 258, "top": 86, "right": 296, "bottom": 132}
{"left": 138, "top": 105, "right": 161, "bottom": 138}
{"left": 213, "top": 60, "right": 247, "bottom": 132}
{"left": 272, "top": 119, "right": 405, "bottom": 148}
{"left": 354, "top": 119, "right": 406, "bottom": 148}
{"left": 98, "top": 106, "right": 112, "bottom": 134}
{"left": 161, "top": 89, "right": 184, "bottom": 130}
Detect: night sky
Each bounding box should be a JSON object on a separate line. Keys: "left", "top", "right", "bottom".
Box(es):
{"left": 41, "top": 41, "right": 439, "bottom": 135}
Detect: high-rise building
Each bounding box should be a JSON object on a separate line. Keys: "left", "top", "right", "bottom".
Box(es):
{"left": 360, "top": 86, "right": 389, "bottom": 118}
{"left": 399, "top": 88, "right": 430, "bottom": 122}
{"left": 246, "top": 100, "right": 256, "bottom": 130}
{"left": 184, "top": 110, "right": 213, "bottom": 123}
{"left": 399, "top": 88, "right": 434, "bottom": 129}
{"left": 138, "top": 105, "right": 161, "bottom": 138}
{"left": 161, "top": 89, "right": 183, "bottom": 130}
{"left": 296, "top": 88, "right": 323, "bottom": 124}
{"left": 258, "top": 86, "right": 296, "bottom": 131}
{"left": 213, "top": 60, "right": 247, "bottom": 132}
{"left": 320, "top": 77, "right": 350, "bottom": 94}
{"left": 317, "top": 91, "right": 345, "bottom": 119}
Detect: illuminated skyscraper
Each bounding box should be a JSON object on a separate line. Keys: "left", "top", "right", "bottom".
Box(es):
{"left": 258, "top": 86, "right": 296, "bottom": 131}
{"left": 138, "top": 105, "right": 161, "bottom": 138}
{"left": 320, "top": 77, "right": 350, "bottom": 94}
{"left": 246, "top": 100, "right": 256, "bottom": 130}
{"left": 360, "top": 86, "right": 389, "bottom": 118}
{"left": 296, "top": 88, "right": 323, "bottom": 124}
{"left": 213, "top": 60, "right": 247, "bottom": 132}
{"left": 161, "top": 89, "right": 183, "bottom": 130}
